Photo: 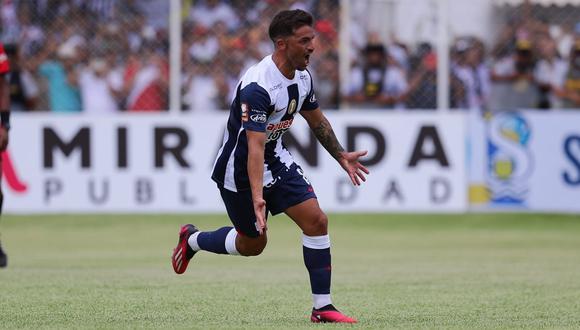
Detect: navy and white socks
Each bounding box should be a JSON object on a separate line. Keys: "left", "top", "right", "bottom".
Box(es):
{"left": 187, "top": 228, "right": 334, "bottom": 309}
{"left": 188, "top": 226, "right": 240, "bottom": 255}
{"left": 302, "top": 234, "right": 333, "bottom": 309}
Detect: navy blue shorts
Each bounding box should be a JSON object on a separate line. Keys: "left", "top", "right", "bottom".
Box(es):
{"left": 218, "top": 164, "right": 317, "bottom": 238}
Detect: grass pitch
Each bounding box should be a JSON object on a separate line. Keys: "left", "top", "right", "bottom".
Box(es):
{"left": 1, "top": 213, "right": 580, "bottom": 329}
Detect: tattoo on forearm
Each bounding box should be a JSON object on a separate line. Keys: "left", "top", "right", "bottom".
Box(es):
{"left": 312, "top": 117, "right": 344, "bottom": 161}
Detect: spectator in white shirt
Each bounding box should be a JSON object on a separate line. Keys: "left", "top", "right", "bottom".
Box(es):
{"left": 452, "top": 38, "right": 491, "bottom": 111}
{"left": 534, "top": 34, "right": 568, "bottom": 109}
{"left": 79, "top": 53, "right": 123, "bottom": 113}
{"left": 189, "top": 0, "right": 239, "bottom": 32}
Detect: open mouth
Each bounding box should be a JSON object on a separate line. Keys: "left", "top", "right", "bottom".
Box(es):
{"left": 305, "top": 54, "right": 310, "bottom": 63}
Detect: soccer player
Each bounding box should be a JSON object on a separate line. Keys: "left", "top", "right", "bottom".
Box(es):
{"left": 0, "top": 42, "right": 11, "bottom": 268}
{"left": 172, "top": 9, "right": 369, "bottom": 323}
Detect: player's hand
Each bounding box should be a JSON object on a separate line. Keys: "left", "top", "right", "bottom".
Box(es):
{"left": 253, "top": 197, "right": 267, "bottom": 235}
{"left": 0, "top": 127, "right": 9, "bottom": 151}
{"left": 339, "top": 150, "right": 370, "bottom": 186}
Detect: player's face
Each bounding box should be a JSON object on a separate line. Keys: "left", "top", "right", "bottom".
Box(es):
{"left": 285, "top": 25, "right": 315, "bottom": 71}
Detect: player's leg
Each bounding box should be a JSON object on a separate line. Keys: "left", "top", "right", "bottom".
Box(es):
{"left": 285, "top": 199, "right": 356, "bottom": 323}
{"left": 172, "top": 186, "right": 267, "bottom": 274}
{"left": 266, "top": 164, "right": 356, "bottom": 323}
{"left": 0, "top": 162, "right": 6, "bottom": 268}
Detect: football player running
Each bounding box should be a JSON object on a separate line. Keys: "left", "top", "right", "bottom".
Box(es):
{"left": 172, "top": 9, "right": 368, "bottom": 323}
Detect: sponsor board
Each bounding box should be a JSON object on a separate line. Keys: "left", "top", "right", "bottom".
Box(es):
{"left": 286, "top": 112, "right": 467, "bottom": 212}
{"left": 3, "top": 112, "right": 466, "bottom": 213}
{"left": 468, "top": 110, "right": 580, "bottom": 212}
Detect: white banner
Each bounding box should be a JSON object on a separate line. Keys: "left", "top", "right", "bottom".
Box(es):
{"left": 3, "top": 112, "right": 467, "bottom": 214}
{"left": 468, "top": 111, "right": 580, "bottom": 212}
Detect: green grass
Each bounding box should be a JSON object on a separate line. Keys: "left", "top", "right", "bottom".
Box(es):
{"left": 1, "top": 213, "right": 580, "bottom": 329}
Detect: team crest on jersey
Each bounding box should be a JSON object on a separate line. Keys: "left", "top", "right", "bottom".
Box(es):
{"left": 310, "top": 93, "right": 317, "bottom": 103}
{"left": 241, "top": 103, "right": 249, "bottom": 122}
{"left": 288, "top": 99, "right": 297, "bottom": 115}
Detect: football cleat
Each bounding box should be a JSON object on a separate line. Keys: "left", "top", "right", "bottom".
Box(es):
{"left": 310, "top": 304, "right": 357, "bottom": 323}
{"left": 172, "top": 224, "right": 198, "bottom": 274}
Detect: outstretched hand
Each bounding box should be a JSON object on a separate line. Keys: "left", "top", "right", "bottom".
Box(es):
{"left": 253, "top": 197, "right": 267, "bottom": 235}
{"left": 338, "top": 150, "right": 370, "bottom": 186}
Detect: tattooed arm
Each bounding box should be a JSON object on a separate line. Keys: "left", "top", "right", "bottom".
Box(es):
{"left": 301, "top": 108, "right": 370, "bottom": 185}
{"left": 301, "top": 109, "right": 345, "bottom": 161}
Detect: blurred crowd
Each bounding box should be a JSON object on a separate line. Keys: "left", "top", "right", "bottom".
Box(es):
{"left": 2, "top": 0, "right": 170, "bottom": 113}
{"left": 2, "top": 0, "right": 580, "bottom": 112}
{"left": 181, "top": 0, "right": 340, "bottom": 111}
{"left": 344, "top": 8, "right": 580, "bottom": 111}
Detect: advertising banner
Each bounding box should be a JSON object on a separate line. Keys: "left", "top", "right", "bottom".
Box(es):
{"left": 3, "top": 112, "right": 467, "bottom": 214}
{"left": 468, "top": 111, "right": 580, "bottom": 212}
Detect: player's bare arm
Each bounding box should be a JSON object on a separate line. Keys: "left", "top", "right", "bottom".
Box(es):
{"left": 301, "top": 108, "right": 370, "bottom": 186}
{"left": 247, "top": 130, "right": 267, "bottom": 235}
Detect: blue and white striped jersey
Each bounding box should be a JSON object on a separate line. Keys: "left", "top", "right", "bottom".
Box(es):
{"left": 212, "top": 55, "right": 319, "bottom": 192}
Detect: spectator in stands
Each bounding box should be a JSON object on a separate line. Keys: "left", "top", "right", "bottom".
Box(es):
{"left": 15, "top": 3, "right": 45, "bottom": 58}
{"left": 187, "top": 25, "right": 219, "bottom": 64}
{"left": 343, "top": 43, "right": 407, "bottom": 109}
{"left": 36, "top": 40, "right": 82, "bottom": 112}
{"left": 124, "top": 42, "right": 168, "bottom": 111}
{"left": 189, "top": 0, "right": 239, "bottom": 32}
{"left": 5, "top": 43, "right": 39, "bottom": 111}
{"left": 313, "top": 19, "right": 337, "bottom": 58}
{"left": 490, "top": 39, "right": 537, "bottom": 110}
{"left": 312, "top": 53, "right": 340, "bottom": 109}
{"left": 245, "top": 25, "right": 273, "bottom": 63}
{"left": 78, "top": 49, "right": 123, "bottom": 113}
{"left": 182, "top": 60, "right": 222, "bottom": 112}
{"left": 451, "top": 38, "right": 491, "bottom": 111}
{"left": 406, "top": 43, "right": 437, "bottom": 109}
{"left": 405, "top": 43, "right": 466, "bottom": 109}
{"left": 561, "top": 41, "right": 580, "bottom": 108}
{"left": 534, "top": 34, "right": 568, "bottom": 109}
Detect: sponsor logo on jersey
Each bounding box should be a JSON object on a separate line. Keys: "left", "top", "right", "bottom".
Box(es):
{"left": 266, "top": 119, "right": 293, "bottom": 131}
{"left": 250, "top": 113, "right": 267, "bottom": 123}
{"left": 299, "top": 73, "right": 308, "bottom": 80}
{"left": 241, "top": 103, "right": 249, "bottom": 122}
{"left": 266, "top": 118, "right": 294, "bottom": 142}
{"left": 288, "top": 99, "right": 297, "bottom": 115}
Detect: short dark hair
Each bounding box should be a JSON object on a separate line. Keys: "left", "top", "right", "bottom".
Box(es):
{"left": 268, "top": 9, "right": 313, "bottom": 42}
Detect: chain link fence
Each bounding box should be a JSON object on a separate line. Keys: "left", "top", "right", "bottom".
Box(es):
{"left": 1, "top": 0, "right": 579, "bottom": 113}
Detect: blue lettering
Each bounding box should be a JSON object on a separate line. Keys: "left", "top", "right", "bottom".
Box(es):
{"left": 563, "top": 136, "right": 580, "bottom": 186}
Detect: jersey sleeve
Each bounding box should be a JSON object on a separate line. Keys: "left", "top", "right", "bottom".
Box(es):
{"left": 301, "top": 70, "right": 319, "bottom": 111}
{"left": 240, "top": 82, "right": 271, "bottom": 132}
{"left": 0, "top": 44, "right": 10, "bottom": 75}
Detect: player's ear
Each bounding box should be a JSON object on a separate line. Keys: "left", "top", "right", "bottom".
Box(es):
{"left": 275, "top": 37, "right": 287, "bottom": 50}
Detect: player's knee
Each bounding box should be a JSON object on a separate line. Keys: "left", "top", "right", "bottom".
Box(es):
{"left": 310, "top": 212, "right": 328, "bottom": 235}
{"left": 238, "top": 235, "right": 267, "bottom": 256}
